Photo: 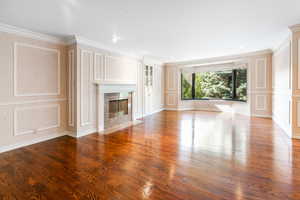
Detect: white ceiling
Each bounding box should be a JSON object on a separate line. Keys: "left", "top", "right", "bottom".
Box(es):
{"left": 0, "top": 0, "right": 300, "bottom": 62}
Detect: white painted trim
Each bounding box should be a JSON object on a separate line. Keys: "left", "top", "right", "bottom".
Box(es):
{"left": 68, "top": 49, "right": 75, "bottom": 127}
{"left": 164, "top": 108, "right": 179, "bottom": 111}
{"left": 255, "top": 58, "right": 267, "bottom": 89}
{"left": 67, "top": 128, "right": 97, "bottom": 138}
{"left": 0, "top": 22, "right": 66, "bottom": 44}
{"left": 0, "top": 131, "right": 66, "bottom": 154}
{"left": 252, "top": 114, "right": 272, "bottom": 118}
{"left": 298, "top": 39, "right": 300, "bottom": 89}
{"left": 272, "top": 36, "right": 291, "bottom": 55}
{"left": 75, "top": 35, "right": 142, "bottom": 60}
{"left": 142, "top": 108, "right": 164, "bottom": 117}
{"left": 166, "top": 93, "right": 177, "bottom": 106}
{"left": 94, "top": 80, "right": 137, "bottom": 85}
{"left": 297, "top": 101, "right": 300, "bottom": 127}
{"left": 166, "top": 49, "right": 272, "bottom": 65}
{"left": 94, "top": 52, "right": 104, "bottom": 81}
{"left": 13, "top": 104, "right": 61, "bottom": 136}
{"left": 166, "top": 66, "right": 177, "bottom": 91}
{"left": 255, "top": 95, "right": 267, "bottom": 111}
{"left": 289, "top": 24, "right": 300, "bottom": 33}
{"left": 80, "top": 50, "right": 93, "bottom": 126}
{"left": 0, "top": 98, "right": 67, "bottom": 106}
{"left": 14, "top": 42, "right": 61, "bottom": 96}
{"left": 293, "top": 135, "right": 300, "bottom": 139}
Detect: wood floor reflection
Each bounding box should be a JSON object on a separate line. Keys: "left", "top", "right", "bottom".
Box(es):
{"left": 0, "top": 111, "right": 300, "bottom": 200}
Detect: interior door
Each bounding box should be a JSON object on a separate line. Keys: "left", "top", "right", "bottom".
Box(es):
{"left": 144, "top": 65, "right": 153, "bottom": 116}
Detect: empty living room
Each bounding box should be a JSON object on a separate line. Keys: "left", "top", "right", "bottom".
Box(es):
{"left": 1, "top": 0, "right": 300, "bottom": 199}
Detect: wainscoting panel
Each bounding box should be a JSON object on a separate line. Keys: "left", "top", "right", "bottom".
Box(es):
{"left": 80, "top": 50, "right": 93, "bottom": 126}
{"left": 166, "top": 67, "right": 177, "bottom": 91}
{"left": 94, "top": 53, "right": 104, "bottom": 81}
{"left": 255, "top": 58, "right": 267, "bottom": 89}
{"left": 14, "top": 104, "right": 60, "bottom": 136}
{"left": 297, "top": 101, "right": 300, "bottom": 127}
{"left": 255, "top": 95, "right": 267, "bottom": 111}
{"left": 68, "top": 49, "right": 75, "bottom": 127}
{"left": 298, "top": 39, "right": 300, "bottom": 89}
{"left": 166, "top": 93, "right": 177, "bottom": 106}
{"left": 14, "top": 42, "right": 60, "bottom": 96}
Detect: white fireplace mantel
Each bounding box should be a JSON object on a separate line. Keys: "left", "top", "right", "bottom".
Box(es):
{"left": 94, "top": 81, "right": 138, "bottom": 133}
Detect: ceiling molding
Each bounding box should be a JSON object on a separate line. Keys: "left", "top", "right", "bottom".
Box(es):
{"left": 74, "top": 35, "right": 142, "bottom": 60}
{"left": 0, "top": 22, "right": 66, "bottom": 44}
{"left": 289, "top": 24, "right": 300, "bottom": 33}
{"left": 166, "top": 49, "right": 273, "bottom": 66}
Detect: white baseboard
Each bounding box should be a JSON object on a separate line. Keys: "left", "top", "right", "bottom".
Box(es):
{"left": 0, "top": 131, "right": 66, "bottom": 154}
{"left": 67, "top": 128, "right": 98, "bottom": 138}
{"left": 293, "top": 135, "right": 300, "bottom": 139}
{"left": 252, "top": 114, "right": 272, "bottom": 118}
{"left": 143, "top": 108, "right": 165, "bottom": 117}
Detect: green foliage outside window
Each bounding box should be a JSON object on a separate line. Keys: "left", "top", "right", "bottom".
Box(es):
{"left": 181, "top": 69, "right": 247, "bottom": 101}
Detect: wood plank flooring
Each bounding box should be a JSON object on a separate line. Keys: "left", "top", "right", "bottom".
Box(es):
{"left": 0, "top": 111, "right": 300, "bottom": 200}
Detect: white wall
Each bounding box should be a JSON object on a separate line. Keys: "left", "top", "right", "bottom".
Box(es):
{"left": 272, "top": 38, "right": 292, "bottom": 136}
{"left": 164, "top": 50, "right": 272, "bottom": 117}
{"left": 0, "top": 31, "right": 67, "bottom": 152}
{"left": 68, "top": 44, "right": 164, "bottom": 137}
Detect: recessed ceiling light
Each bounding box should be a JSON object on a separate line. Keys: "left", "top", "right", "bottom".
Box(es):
{"left": 112, "top": 34, "right": 121, "bottom": 44}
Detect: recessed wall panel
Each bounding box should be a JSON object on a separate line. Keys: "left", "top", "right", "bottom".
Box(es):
{"left": 255, "top": 58, "right": 267, "bottom": 89}
{"left": 14, "top": 43, "right": 60, "bottom": 96}
{"left": 80, "top": 50, "right": 93, "bottom": 126}
{"left": 14, "top": 104, "right": 60, "bottom": 136}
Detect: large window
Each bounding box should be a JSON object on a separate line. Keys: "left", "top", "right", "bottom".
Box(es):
{"left": 181, "top": 69, "right": 247, "bottom": 101}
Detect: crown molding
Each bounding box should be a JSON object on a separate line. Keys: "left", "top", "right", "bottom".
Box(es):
{"left": 166, "top": 49, "right": 273, "bottom": 65}
{"left": 289, "top": 24, "right": 300, "bottom": 33}
{"left": 74, "top": 35, "right": 142, "bottom": 60}
{"left": 272, "top": 34, "right": 291, "bottom": 55}
{"left": 0, "top": 22, "right": 67, "bottom": 44}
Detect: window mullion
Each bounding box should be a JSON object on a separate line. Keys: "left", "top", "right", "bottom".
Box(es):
{"left": 232, "top": 70, "right": 237, "bottom": 99}
{"left": 192, "top": 73, "right": 195, "bottom": 99}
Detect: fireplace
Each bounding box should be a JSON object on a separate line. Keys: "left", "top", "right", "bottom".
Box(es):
{"left": 104, "top": 92, "right": 132, "bottom": 129}
{"left": 95, "top": 82, "right": 137, "bottom": 133}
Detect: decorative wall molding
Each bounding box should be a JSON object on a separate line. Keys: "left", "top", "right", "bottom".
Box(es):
{"left": 14, "top": 104, "right": 61, "bottom": 136}
{"left": 166, "top": 93, "right": 177, "bottom": 106}
{"left": 80, "top": 50, "right": 93, "bottom": 126}
{"left": 0, "top": 98, "right": 67, "bottom": 106}
{"left": 94, "top": 53, "right": 104, "bottom": 81}
{"left": 0, "top": 22, "right": 66, "bottom": 44}
{"left": 255, "top": 58, "right": 267, "bottom": 89}
{"left": 165, "top": 49, "right": 272, "bottom": 66}
{"left": 104, "top": 55, "right": 138, "bottom": 83}
{"left": 255, "top": 95, "right": 267, "bottom": 111}
{"left": 68, "top": 49, "right": 75, "bottom": 127}
{"left": 75, "top": 35, "right": 142, "bottom": 60}
{"left": 289, "top": 24, "right": 300, "bottom": 33}
{"left": 14, "top": 42, "right": 61, "bottom": 97}
{"left": 166, "top": 67, "right": 177, "bottom": 91}
{"left": 298, "top": 39, "right": 300, "bottom": 89}
{"left": 297, "top": 101, "right": 300, "bottom": 128}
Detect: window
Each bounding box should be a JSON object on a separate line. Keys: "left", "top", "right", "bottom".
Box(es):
{"left": 181, "top": 69, "right": 247, "bottom": 101}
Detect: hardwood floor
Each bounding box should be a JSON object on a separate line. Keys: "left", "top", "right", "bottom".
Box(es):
{"left": 0, "top": 111, "right": 300, "bottom": 200}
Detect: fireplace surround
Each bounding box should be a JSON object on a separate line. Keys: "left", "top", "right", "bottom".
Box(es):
{"left": 95, "top": 82, "right": 138, "bottom": 133}
{"left": 104, "top": 92, "right": 132, "bottom": 129}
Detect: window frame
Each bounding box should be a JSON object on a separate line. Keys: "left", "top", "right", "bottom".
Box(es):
{"left": 181, "top": 69, "right": 247, "bottom": 102}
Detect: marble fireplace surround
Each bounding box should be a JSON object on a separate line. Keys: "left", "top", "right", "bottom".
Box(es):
{"left": 95, "top": 81, "right": 139, "bottom": 133}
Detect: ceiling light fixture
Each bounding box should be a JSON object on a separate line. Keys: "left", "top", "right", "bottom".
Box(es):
{"left": 112, "top": 34, "right": 121, "bottom": 44}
